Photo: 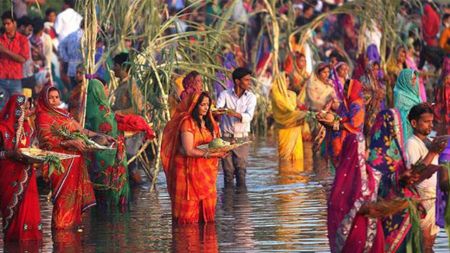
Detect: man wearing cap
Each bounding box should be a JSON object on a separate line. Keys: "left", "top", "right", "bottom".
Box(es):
{"left": 216, "top": 67, "right": 257, "bottom": 188}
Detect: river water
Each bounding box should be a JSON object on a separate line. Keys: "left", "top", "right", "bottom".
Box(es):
{"left": 1, "top": 137, "right": 449, "bottom": 252}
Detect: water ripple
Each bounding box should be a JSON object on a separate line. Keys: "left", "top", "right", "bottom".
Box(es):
{"left": 0, "top": 138, "right": 449, "bottom": 252}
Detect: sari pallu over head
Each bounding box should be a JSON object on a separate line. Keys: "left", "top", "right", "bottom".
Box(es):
{"left": 36, "top": 85, "right": 80, "bottom": 152}
{"left": 270, "top": 73, "right": 306, "bottom": 128}
{"left": 327, "top": 133, "right": 385, "bottom": 253}
{"left": 180, "top": 72, "right": 202, "bottom": 100}
{"left": 352, "top": 44, "right": 382, "bottom": 81}
{"left": 328, "top": 78, "right": 365, "bottom": 165}
{"left": 85, "top": 79, "right": 129, "bottom": 207}
{"left": 161, "top": 92, "right": 220, "bottom": 200}
{"left": 0, "top": 95, "right": 42, "bottom": 241}
{"left": 35, "top": 85, "right": 95, "bottom": 229}
{"left": 367, "top": 109, "right": 422, "bottom": 253}
{"left": 306, "top": 63, "right": 336, "bottom": 112}
{"left": 422, "top": 3, "right": 440, "bottom": 47}
{"left": 0, "top": 95, "right": 32, "bottom": 150}
{"left": 394, "top": 69, "right": 422, "bottom": 143}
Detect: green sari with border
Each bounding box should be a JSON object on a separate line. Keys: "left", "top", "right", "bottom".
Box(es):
{"left": 85, "top": 79, "right": 130, "bottom": 207}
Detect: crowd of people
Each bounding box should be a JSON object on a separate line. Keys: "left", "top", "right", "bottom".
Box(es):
{"left": 1, "top": 0, "right": 450, "bottom": 252}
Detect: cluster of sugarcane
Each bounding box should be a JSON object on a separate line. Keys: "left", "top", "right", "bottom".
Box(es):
{"left": 15, "top": 0, "right": 422, "bottom": 190}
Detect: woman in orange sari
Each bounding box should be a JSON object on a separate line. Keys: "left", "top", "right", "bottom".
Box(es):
{"left": 161, "top": 92, "right": 227, "bottom": 224}
{"left": 35, "top": 85, "right": 98, "bottom": 230}
{"left": 0, "top": 95, "right": 42, "bottom": 242}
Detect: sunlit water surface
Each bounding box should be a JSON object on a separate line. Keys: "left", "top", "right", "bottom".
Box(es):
{"left": 1, "top": 138, "right": 449, "bottom": 252}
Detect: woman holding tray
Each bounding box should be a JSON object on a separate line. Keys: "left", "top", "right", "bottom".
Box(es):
{"left": 85, "top": 79, "right": 130, "bottom": 208}
{"left": 0, "top": 95, "right": 42, "bottom": 242}
{"left": 161, "top": 92, "right": 227, "bottom": 223}
{"left": 36, "top": 85, "right": 108, "bottom": 230}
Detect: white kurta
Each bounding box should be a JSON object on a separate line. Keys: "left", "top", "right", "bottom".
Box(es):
{"left": 405, "top": 134, "right": 439, "bottom": 236}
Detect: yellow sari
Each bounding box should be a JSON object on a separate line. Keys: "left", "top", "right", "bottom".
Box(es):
{"left": 270, "top": 74, "right": 306, "bottom": 166}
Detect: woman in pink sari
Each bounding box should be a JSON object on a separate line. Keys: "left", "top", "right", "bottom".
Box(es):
{"left": 327, "top": 133, "right": 385, "bottom": 253}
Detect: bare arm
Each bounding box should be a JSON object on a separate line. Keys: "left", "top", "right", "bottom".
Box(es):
{"left": 181, "top": 132, "right": 227, "bottom": 158}
{"left": 181, "top": 132, "right": 207, "bottom": 157}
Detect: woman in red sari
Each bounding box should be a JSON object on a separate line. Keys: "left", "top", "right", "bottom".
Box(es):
{"left": 35, "top": 85, "right": 97, "bottom": 230}
{"left": 0, "top": 95, "right": 42, "bottom": 242}
{"left": 161, "top": 92, "right": 227, "bottom": 224}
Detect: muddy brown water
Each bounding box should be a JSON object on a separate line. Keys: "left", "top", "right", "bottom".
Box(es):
{"left": 1, "top": 138, "right": 449, "bottom": 252}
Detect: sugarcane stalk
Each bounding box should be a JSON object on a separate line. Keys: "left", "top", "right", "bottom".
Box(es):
{"left": 263, "top": 0, "right": 280, "bottom": 75}
{"left": 128, "top": 139, "right": 153, "bottom": 164}
{"left": 150, "top": 131, "right": 164, "bottom": 192}
{"left": 80, "top": 0, "right": 98, "bottom": 128}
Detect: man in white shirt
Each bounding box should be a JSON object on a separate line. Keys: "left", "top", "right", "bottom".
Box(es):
{"left": 405, "top": 103, "right": 448, "bottom": 252}
{"left": 54, "top": 0, "right": 82, "bottom": 42}
{"left": 216, "top": 68, "right": 257, "bottom": 188}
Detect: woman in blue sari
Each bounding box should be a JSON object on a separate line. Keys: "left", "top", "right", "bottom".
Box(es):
{"left": 394, "top": 69, "right": 422, "bottom": 143}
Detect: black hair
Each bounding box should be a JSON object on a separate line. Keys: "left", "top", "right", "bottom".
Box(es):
{"left": 113, "top": 52, "right": 131, "bottom": 71}
{"left": 48, "top": 87, "right": 59, "bottom": 93}
{"left": 17, "top": 16, "right": 32, "bottom": 28}
{"left": 45, "top": 8, "right": 56, "bottom": 17}
{"left": 191, "top": 92, "right": 214, "bottom": 135}
{"left": 329, "top": 50, "right": 344, "bottom": 61}
{"left": 444, "top": 14, "right": 450, "bottom": 22}
{"left": 64, "top": 0, "right": 76, "bottom": 8}
{"left": 32, "top": 18, "right": 45, "bottom": 34}
{"left": 1, "top": 11, "right": 15, "bottom": 22}
{"left": 303, "top": 4, "right": 314, "bottom": 12}
{"left": 232, "top": 67, "right": 252, "bottom": 84}
{"left": 316, "top": 63, "right": 330, "bottom": 74}
{"left": 408, "top": 103, "right": 434, "bottom": 123}
{"left": 370, "top": 61, "right": 380, "bottom": 68}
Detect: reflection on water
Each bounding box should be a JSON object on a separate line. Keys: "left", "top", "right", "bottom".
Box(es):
{"left": 1, "top": 137, "right": 449, "bottom": 252}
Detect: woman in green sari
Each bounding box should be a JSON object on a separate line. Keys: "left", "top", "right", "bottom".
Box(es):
{"left": 85, "top": 79, "right": 130, "bottom": 208}
{"left": 394, "top": 68, "right": 422, "bottom": 144}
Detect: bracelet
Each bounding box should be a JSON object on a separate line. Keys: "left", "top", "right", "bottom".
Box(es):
{"left": 202, "top": 151, "right": 210, "bottom": 159}
{"left": 0, "top": 151, "right": 6, "bottom": 159}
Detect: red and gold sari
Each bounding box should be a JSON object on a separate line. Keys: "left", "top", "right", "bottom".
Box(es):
{"left": 328, "top": 79, "right": 365, "bottom": 166}
{"left": 35, "top": 85, "right": 96, "bottom": 230}
{"left": 0, "top": 95, "right": 42, "bottom": 241}
{"left": 161, "top": 93, "right": 220, "bottom": 224}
